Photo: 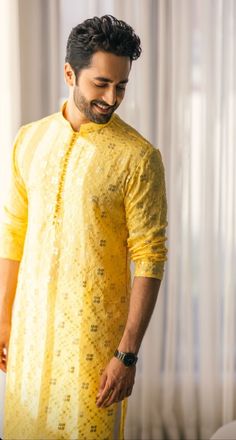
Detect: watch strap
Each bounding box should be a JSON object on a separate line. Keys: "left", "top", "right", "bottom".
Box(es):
{"left": 114, "top": 349, "right": 138, "bottom": 365}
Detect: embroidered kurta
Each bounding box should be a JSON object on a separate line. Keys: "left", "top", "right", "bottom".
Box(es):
{"left": 0, "top": 103, "right": 168, "bottom": 440}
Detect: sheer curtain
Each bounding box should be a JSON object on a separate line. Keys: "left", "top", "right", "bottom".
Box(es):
{"left": 154, "top": 1, "right": 236, "bottom": 439}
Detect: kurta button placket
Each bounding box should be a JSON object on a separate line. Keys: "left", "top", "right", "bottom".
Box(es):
{"left": 52, "top": 132, "right": 79, "bottom": 227}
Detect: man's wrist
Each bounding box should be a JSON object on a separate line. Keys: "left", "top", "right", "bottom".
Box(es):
{"left": 114, "top": 349, "right": 138, "bottom": 367}
{"left": 117, "top": 328, "right": 141, "bottom": 355}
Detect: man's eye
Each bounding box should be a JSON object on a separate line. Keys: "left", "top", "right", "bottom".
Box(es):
{"left": 94, "top": 83, "right": 126, "bottom": 90}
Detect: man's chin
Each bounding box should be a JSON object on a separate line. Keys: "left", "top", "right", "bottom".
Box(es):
{"left": 89, "top": 108, "right": 113, "bottom": 124}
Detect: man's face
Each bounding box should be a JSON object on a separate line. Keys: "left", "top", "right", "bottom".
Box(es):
{"left": 65, "top": 51, "right": 131, "bottom": 124}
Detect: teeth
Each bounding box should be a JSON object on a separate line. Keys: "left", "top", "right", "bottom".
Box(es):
{"left": 96, "top": 104, "right": 109, "bottom": 109}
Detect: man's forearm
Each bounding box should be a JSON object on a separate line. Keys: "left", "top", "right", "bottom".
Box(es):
{"left": 118, "top": 275, "right": 161, "bottom": 354}
{"left": 0, "top": 258, "right": 20, "bottom": 324}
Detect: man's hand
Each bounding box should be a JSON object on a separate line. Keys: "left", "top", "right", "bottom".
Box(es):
{"left": 0, "top": 322, "right": 11, "bottom": 373}
{"left": 96, "top": 357, "right": 136, "bottom": 408}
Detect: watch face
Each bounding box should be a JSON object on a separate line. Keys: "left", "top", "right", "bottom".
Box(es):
{"left": 124, "top": 354, "right": 136, "bottom": 367}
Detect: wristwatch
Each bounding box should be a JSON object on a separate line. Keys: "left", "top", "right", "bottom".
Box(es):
{"left": 114, "top": 349, "right": 138, "bottom": 367}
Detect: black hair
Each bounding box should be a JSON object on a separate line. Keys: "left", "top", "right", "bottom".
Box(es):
{"left": 65, "top": 14, "right": 142, "bottom": 80}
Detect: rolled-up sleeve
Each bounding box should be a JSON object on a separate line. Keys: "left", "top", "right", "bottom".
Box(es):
{"left": 124, "top": 147, "right": 168, "bottom": 280}
{"left": 0, "top": 128, "right": 28, "bottom": 261}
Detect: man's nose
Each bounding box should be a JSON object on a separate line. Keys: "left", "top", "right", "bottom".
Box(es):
{"left": 103, "top": 88, "right": 117, "bottom": 106}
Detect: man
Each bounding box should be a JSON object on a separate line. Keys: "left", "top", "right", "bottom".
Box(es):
{"left": 0, "top": 15, "right": 168, "bottom": 440}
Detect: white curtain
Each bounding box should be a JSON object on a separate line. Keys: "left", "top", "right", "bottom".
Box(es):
{"left": 18, "top": 0, "right": 60, "bottom": 124}
{"left": 154, "top": 1, "right": 236, "bottom": 439}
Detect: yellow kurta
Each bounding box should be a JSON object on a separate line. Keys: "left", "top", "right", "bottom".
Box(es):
{"left": 0, "top": 102, "right": 168, "bottom": 440}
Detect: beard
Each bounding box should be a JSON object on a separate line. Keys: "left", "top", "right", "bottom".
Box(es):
{"left": 73, "top": 86, "right": 118, "bottom": 124}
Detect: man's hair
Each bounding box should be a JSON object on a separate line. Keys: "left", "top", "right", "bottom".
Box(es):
{"left": 65, "top": 14, "right": 142, "bottom": 80}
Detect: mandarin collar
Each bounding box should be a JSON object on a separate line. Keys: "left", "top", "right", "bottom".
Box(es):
{"left": 58, "top": 100, "right": 116, "bottom": 134}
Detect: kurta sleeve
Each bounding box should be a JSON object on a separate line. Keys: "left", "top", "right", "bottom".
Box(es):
{"left": 124, "top": 147, "right": 168, "bottom": 280}
{"left": 0, "top": 128, "right": 28, "bottom": 261}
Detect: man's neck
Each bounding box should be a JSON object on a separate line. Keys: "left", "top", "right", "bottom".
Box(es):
{"left": 63, "top": 98, "right": 90, "bottom": 132}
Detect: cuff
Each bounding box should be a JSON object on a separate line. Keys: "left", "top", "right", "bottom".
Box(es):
{"left": 134, "top": 259, "right": 166, "bottom": 280}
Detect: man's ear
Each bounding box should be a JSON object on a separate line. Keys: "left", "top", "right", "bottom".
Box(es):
{"left": 64, "top": 63, "right": 76, "bottom": 87}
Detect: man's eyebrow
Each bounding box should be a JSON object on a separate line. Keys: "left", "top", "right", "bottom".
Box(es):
{"left": 94, "top": 76, "right": 129, "bottom": 84}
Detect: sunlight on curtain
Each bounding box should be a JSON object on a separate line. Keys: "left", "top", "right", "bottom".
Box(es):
{"left": 0, "top": 0, "right": 21, "bottom": 210}
{"left": 156, "top": 0, "right": 236, "bottom": 439}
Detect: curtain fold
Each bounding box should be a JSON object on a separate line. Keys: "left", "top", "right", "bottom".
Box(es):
{"left": 154, "top": 1, "right": 236, "bottom": 439}
{"left": 0, "top": 0, "right": 21, "bottom": 148}
{"left": 19, "top": 0, "right": 59, "bottom": 124}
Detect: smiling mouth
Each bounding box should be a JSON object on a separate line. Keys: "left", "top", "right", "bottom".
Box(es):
{"left": 93, "top": 103, "right": 113, "bottom": 113}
